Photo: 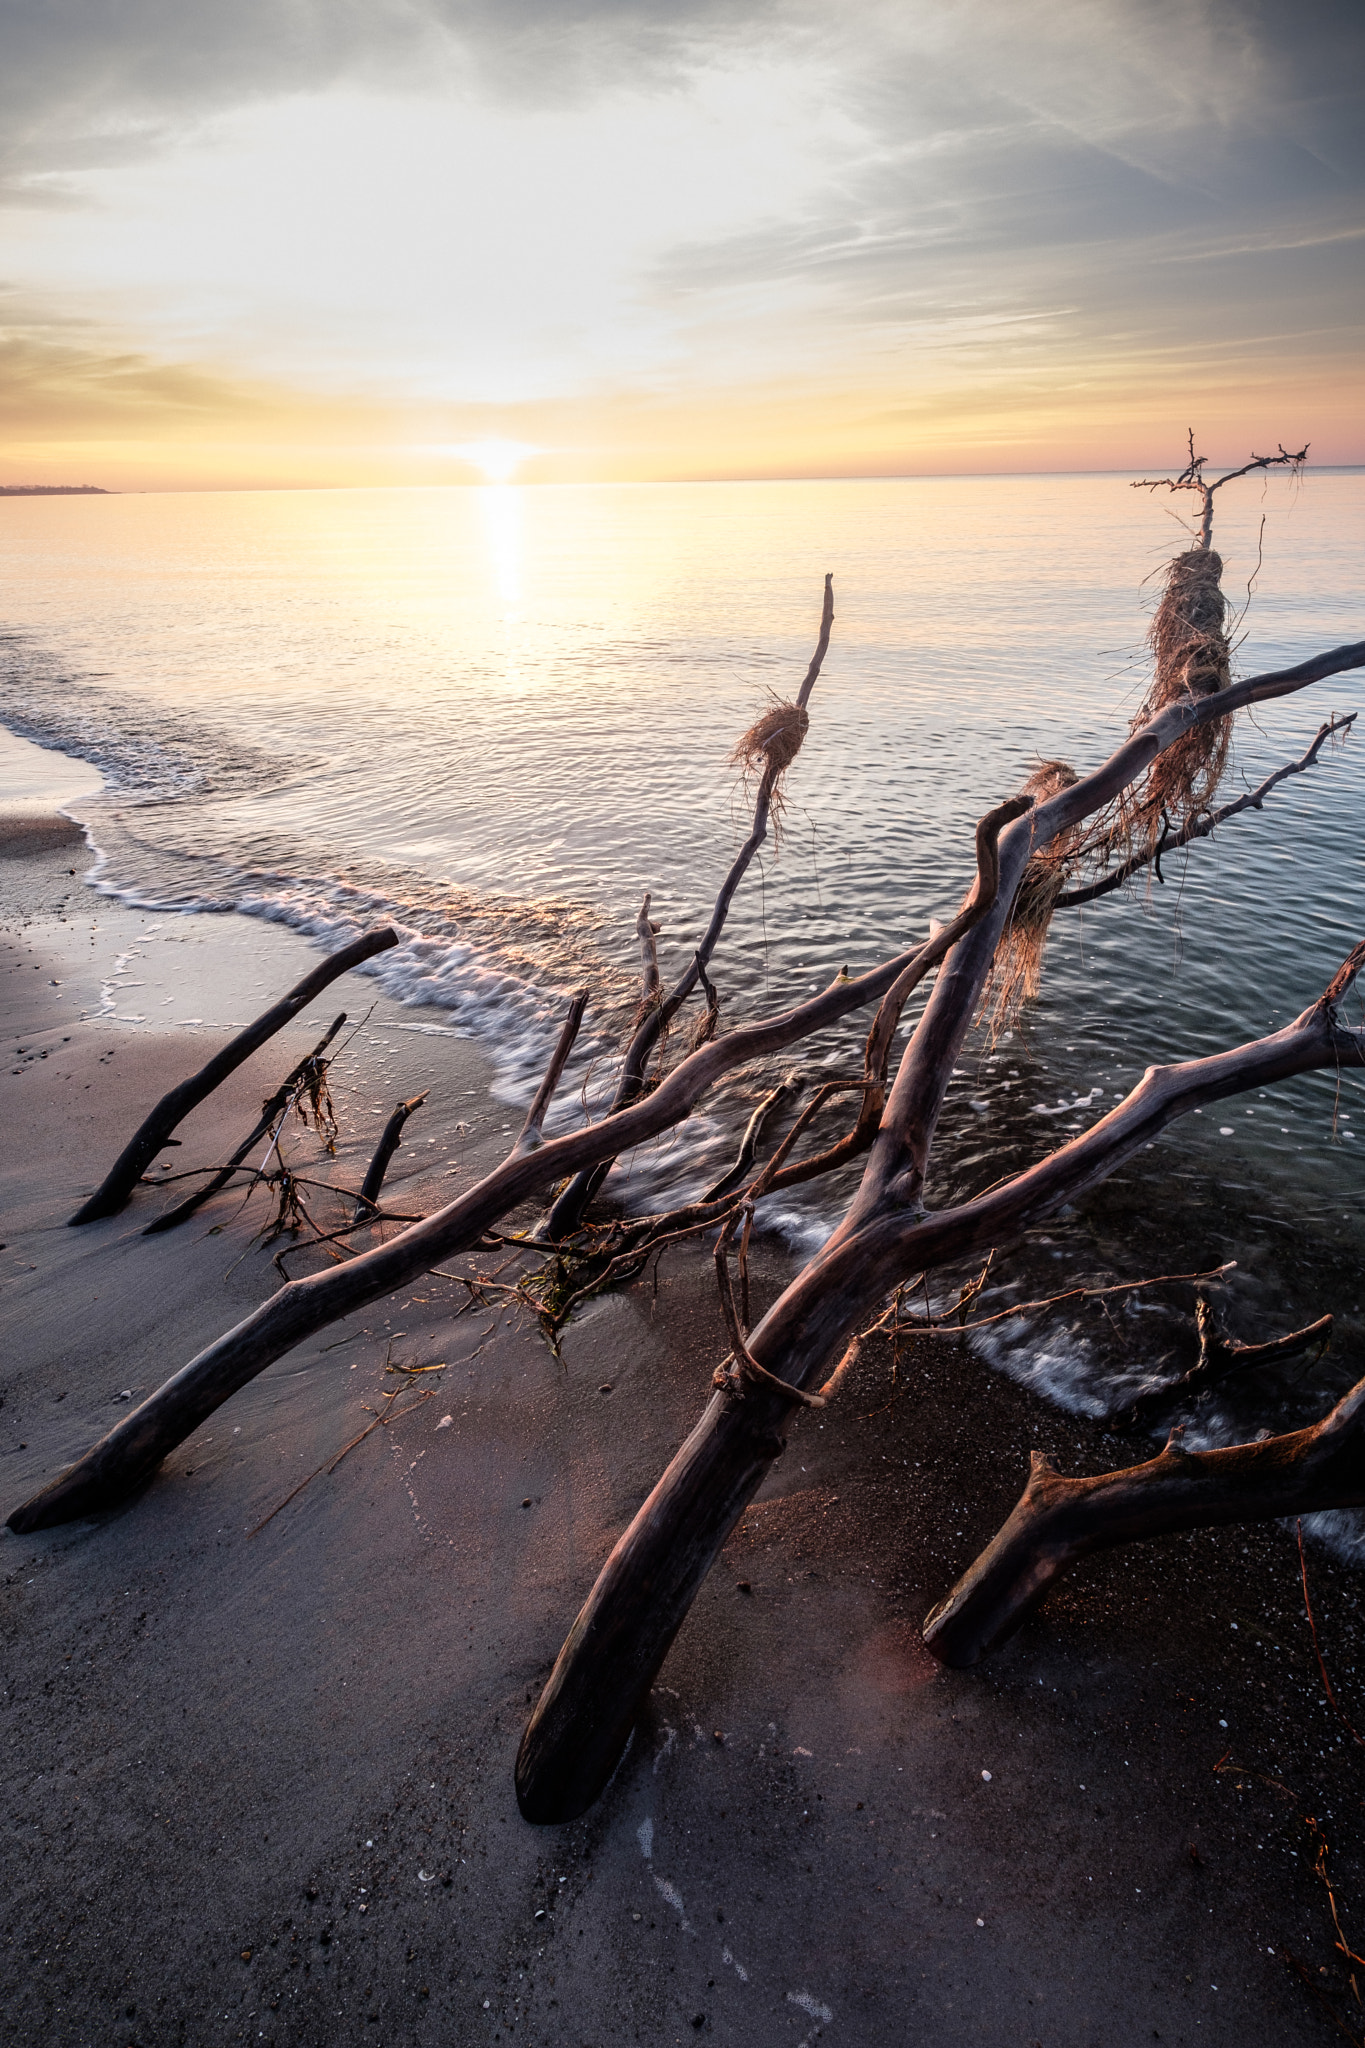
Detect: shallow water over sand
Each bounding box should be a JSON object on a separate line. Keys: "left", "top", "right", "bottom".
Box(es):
{"left": 2, "top": 473, "right": 1364, "bottom": 1483}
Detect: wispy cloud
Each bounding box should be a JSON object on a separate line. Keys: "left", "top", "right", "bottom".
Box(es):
{"left": 1, "top": 0, "right": 1360, "bottom": 483}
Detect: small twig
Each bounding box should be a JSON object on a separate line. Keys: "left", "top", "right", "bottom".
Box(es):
{"left": 873, "top": 1261, "right": 1236, "bottom": 1339}
{"left": 1212, "top": 1755, "right": 1365, "bottom": 2002}
{"left": 247, "top": 1332, "right": 494, "bottom": 1535}
{"left": 1280, "top": 1951, "right": 1364, "bottom": 2046}
{"left": 248, "top": 1384, "right": 410, "bottom": 1534}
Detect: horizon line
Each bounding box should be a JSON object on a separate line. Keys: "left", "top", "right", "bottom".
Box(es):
{"left": 6, "top": 463, "right": 1364, "bottom": 496}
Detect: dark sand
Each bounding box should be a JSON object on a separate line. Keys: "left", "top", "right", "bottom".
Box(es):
{"left": 2, "top": 819, "right": 1362, "bottom": 2048}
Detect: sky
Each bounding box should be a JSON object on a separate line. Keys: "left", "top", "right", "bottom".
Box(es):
{"left": 1, "top": 0, "right": 1362, "bottom": 488}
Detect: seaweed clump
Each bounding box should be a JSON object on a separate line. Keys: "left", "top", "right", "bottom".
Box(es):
{"left": 1116, "top": 545, "right": 1233, "bottom": 859}
{"left": 984, "top": 759, "right": 1081, "bottom": 1033}
{"left": 730, "top": 698, "right": 810, "bottom": 840}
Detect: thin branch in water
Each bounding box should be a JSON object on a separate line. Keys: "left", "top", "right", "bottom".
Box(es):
{"left": 872, "top": 1261, "right": 1236, "bottom": 1340}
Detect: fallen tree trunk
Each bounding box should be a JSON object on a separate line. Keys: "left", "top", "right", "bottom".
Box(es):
{"left": 921, "top": 1374, "right": 1365, "bottom": 1669}
{"left": 7, "top": 801, "right": 1024, "bottom": 1533}
{"left": 512, "top": 946, "right": 1365, "bottom": 1822}
{"left": 70, "top": 928, "right": 398, "bottom": 1225}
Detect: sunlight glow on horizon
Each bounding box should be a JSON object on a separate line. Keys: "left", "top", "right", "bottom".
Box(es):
{"left": 440, "top": 441, "right": 542, "bottom": 485}
{"left": 1, "top": 3, "right": 1360, "bottom": 490}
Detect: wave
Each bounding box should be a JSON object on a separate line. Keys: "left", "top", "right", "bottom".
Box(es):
{"left": 0, "top": 632, "right": 288, "bottom": 803}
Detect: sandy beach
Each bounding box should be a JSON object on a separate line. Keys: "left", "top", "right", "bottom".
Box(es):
{"left": 3, "top": 815, "right": 1363, "bottom": 2048}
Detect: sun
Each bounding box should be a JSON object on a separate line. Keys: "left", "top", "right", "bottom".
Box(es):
{"left": 446, "top": 439, "right": 540, "bottom": 484}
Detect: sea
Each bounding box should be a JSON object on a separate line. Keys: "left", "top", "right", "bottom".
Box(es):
{"left": 2, "top": 472, "right": 1363, "bottom": 1536}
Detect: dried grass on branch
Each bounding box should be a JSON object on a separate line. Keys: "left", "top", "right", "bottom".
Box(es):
{"left": 981, "top": 760, "right": 1080, "bottom": 1032}
{"left": 730, "top": 697, "right": 809, "bottom": 840}
{"left": 1114, "top": 547, "right": 1234, "bottom": 859}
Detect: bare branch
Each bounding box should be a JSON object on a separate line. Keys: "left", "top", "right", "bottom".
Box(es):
{"left": 142, "top": 1010, "right": 348, "bottom": 1236}
{"left": 1056, "top": 713, "right": 1356, "bottom": 908}
{"left": 921, "top": 1373, "right": 1365, "bottom": 1669}
{"left": 1128, "top": 1295, "right": 1332, "bottom": 1420}
{"left": 1132, "top": 438, "right": 1309, "bottom": 549}
{"left": 699, "top": 1078, "right": 799, "bottom": 1203}
{"left": 515, "top": 989, "right": 589, "bottom": 1154}
{"left": 635, "top": 896, "right": 662, "bottom": 1009}
{"left": 70, "top": 927, "right": 399, "bottom": 1224}
{"left": 873, "top": 1261, "right": 1237, "bottom": 1340}
{"left": 545, "top": 575, "right": 833, "bottom": 1236}
{"left": 353, "top": 1093, "right": 428, "bottom": 1224}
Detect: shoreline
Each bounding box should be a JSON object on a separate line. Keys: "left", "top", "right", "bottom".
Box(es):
{"left": 2, "top": 817, "right": 1363, "bottom": 2045}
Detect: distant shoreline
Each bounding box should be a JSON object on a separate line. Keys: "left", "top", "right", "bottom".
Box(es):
{"left": 0, "top": 484, "right": 111, "bottom": 496}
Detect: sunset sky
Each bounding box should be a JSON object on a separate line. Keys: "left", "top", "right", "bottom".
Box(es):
{"left": 2, "top": 0, "right": 1362, "bottom": 489}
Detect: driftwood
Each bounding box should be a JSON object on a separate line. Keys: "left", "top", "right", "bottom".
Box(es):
{"left": 515, "top": 990, "right": 588, "bottom": 1156}
{"left": 70, "top": 929, "right": 398, "bottom": 1224}
{"left": 10, "top": 498, "right": 1365, "bottom": 1833}
{"left": 143, "top": 1012, "right": 347, "bottom": 1236}
{"left": 921, "top": 1373, "right": 1365, "bottom": 1669}
{"left": 1056, "top": 712, "right": 1355, "bottom": 909}
{"left": 6, "top": 793, "right": 1028, "bottom": 1534}
{"left": 512, "top": 944, "right": 1365, "bottom": 1821}
{"left": 699, "top": 1077, "right": 799, "bottom": 1203}
{"left": 1128, "top": 1294, "right": 1332, "bottom": 1420}
{"left": 543, "top": 576, "right": 834, "bottom": 1237}
{"left": 9, "top": 637, "right": 1365, "bottom": 1550}
{"left": 353, "top": 1093, "right": 428, "bottom": 1224}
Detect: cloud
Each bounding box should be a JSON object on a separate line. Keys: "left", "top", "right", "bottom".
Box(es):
{"left": 0, "top": 0, "right": 798, "bottom": 192}
{"left": 1, "top": 0, "right": 1360, "bottom": 479}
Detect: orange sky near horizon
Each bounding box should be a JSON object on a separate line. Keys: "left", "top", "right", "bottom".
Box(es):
{"left": 2, "top": 1, "right": 1362, "bottom": 491}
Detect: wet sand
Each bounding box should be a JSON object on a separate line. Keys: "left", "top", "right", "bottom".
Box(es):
{"left": 2, "top": 818, "right": 1362, "bottom": 2048}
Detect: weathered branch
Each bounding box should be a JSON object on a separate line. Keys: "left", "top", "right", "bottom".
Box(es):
{"left": 143, "top": 1012, "right": 348, "bottom": 1236}
{"left": 69, "top": 928, "right": 399, "bottom": 1225}
{"left": 699, "top": 1078, "right": 799, "bottom": 1203}
{"left": 921, "top": 1373, "right": 1365, "bottom": 1669}
{"left": 515, "top": 990, "right": 589, "bottom": 1155}
{"left": 353, "top": 1093, "right": 428, "bottom": 1224}
{"left": 635, "top": 895, "right": 662, "bottom": 1009}
{"left": 1128, "top": 1295, "right": 1332, "bottom": 1419}
{"left": 545, "top": 575, "right": 834, "bottom": 1237}
{"left": 1056, "top": 714, "right": 1355, "bottom": 908}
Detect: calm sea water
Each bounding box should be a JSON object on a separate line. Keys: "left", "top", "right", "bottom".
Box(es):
{"left": 3, "top": 475, "right": 1364, "bottom": 1511}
